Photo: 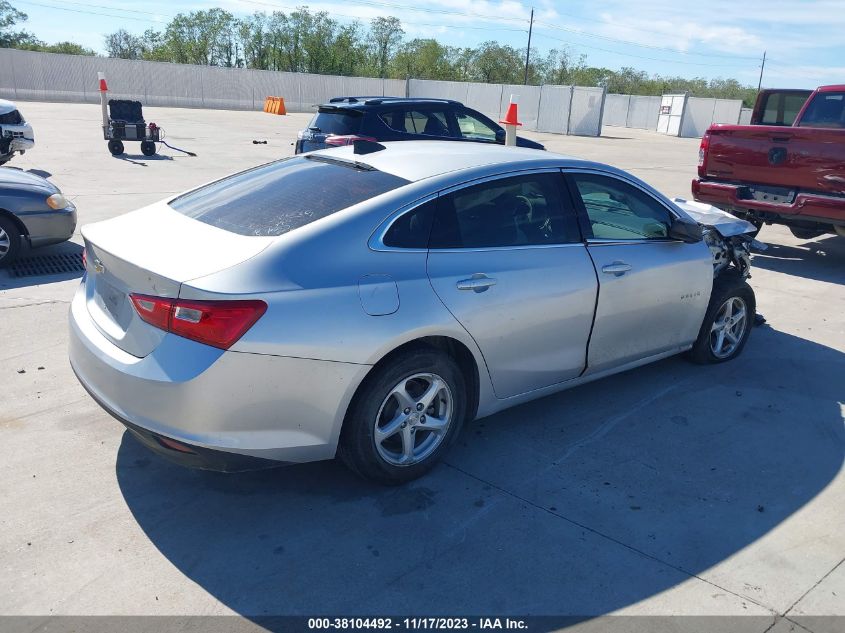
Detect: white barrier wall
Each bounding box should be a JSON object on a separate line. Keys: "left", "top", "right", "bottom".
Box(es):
{"left": 0, "top": 48, "right": 607, "bottom": 136}
{"left": 680, "top": 97, "right": 743, "bottom": 137}
{"left": 603, "top": 91, "right": 743, "bottom": 135}
{"left": 627, "top": 95, "right": 661, "bottom": 129}
{"left": 739, "top": 107, "right": 752, "bottom": 125}
{"left": 536, "top": 85, "right": 572, "bottom": 134}
{"left": 0, "top": 48, "right": 402, "bottom": 111}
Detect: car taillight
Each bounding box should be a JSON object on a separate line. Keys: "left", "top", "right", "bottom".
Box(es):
{"left": 698, "top": 132, "right": 710, "bottom": 177}
{"left": 324, "top": 134, "right": 378, "bottom": 147}
{"left": 129, "top": 294, "right": 267, "bottom": 350}
{"left": 81, "top": 248, "right": 87, "bottom": 269}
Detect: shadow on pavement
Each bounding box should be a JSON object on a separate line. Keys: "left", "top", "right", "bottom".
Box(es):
{"left": 752, "top": 235, "right": 844, "bottom": 284}
{"left": 116, "top": 325, "right": 844, "bottom": 618}
{"left": 0, "top": 241, "right": 83, "bottom": 290}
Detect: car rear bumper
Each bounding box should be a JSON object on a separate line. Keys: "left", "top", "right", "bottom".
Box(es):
{"left": 692, "top": 179, "right": 845, "bottom": 226}
{"left": 68, "top": 282, "right": 370, "bottom": 470}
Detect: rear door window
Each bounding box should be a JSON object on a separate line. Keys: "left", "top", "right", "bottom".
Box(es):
{"left": 758, "top": 92, "right": 811, "bottom": 126}
{"left": 455, "top": 109, "right": 498, "bottom": 141}
{"left": 309, "top": 109, "right": 363, "bottom": 135}
{"left": 799, "top": 92, "right": 845, "bottom": 128}
{"left": 380, "top": 109, "right": 453, "bottom": 137}
{"left": 430, "top": 173, "right": 579, "bottom": 248}
{"left": 170, "top": 156, "right": 409, "bottom": 237}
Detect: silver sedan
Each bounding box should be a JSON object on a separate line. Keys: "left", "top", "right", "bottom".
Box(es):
{"left": 69, "top": 141, "right": 756, "bottom": 484}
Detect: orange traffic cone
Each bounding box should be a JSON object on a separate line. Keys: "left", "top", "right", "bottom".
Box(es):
{"left": 500, "top": 95, "right": 522, "bottom": 127}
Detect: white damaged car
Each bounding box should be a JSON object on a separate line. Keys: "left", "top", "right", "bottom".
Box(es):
{"left": 0, "top": 99, "right": 35, "bottom": 165}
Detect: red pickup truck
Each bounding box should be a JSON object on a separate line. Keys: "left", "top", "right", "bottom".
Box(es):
{"left": 692, "top": 85, "right": 845, "bottom": 240}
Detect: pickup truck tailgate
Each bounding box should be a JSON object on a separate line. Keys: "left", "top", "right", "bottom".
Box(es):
{"left": 704, "top": 125, "right": 845, "bottom": 196}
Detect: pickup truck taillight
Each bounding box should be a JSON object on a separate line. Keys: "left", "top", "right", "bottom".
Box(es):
{"left": 698, "top": 132, "right": 710, "bottom": 178}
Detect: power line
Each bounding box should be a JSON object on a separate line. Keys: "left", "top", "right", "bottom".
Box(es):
{"left": 14, "top": 0, "right": 168, "bottom": 23}
{"left": 532, "top": 32, "right": 755, "bottom": 68}
{"left": 533, "top": 21, "right": 761, "bottom": 60}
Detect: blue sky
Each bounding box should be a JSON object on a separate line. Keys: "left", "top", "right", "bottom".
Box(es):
{"left": 11, "top": 0, "right": 845, "bottom": 88}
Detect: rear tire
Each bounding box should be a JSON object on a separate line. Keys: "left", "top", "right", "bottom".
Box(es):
{"left": 688, "top": 272, "right": 755, "bottom": 364}
{"left": 339, "top": 348, "right": 467, "bottom": 485}
{"left": 108, "top": 139, "right": 124, "bottom": 156}
{"left": 0, "top": 214, "right": 22, "bottom": 267}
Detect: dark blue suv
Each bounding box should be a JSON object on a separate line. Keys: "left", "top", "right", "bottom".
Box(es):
{"left": 295, "top": 97, "right": 545, "bottom": 153}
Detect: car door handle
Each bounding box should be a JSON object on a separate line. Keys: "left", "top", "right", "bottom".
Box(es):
{"left": 456, "top": 274, "right": 497, "bottom": 292}
{"left": 602, "top": 262, "right": 632, "bottom": 276}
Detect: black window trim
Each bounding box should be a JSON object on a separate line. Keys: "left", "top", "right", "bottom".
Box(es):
{"left": 562, "top": 168, "right": 684, "bottom": 246}
{"left": 369, "top": 168, "right": 586, "bottom": 252}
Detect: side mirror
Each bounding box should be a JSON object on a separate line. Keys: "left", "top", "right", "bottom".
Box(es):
{"left": 668, "top": 217, "right": 703, "bottom": 243}
{"left": 495, "top": 129, "right": 506, "bottom": 143}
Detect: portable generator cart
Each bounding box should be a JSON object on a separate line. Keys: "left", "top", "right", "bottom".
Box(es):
{"left": 97, "top": 72, "right": 161, "bottom": 157}
{"left": 102, "top": 99, "right": 161, "bottom": 157}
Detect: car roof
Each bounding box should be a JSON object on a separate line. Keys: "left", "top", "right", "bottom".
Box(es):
{"left": 318, "top": 96, "right": 462, "bottom": 110}
{"left": 817, "top": 85, "right": 845, "bottom": 93}
{"left": 314, "top": 141, "right": 595, "bottom": 182}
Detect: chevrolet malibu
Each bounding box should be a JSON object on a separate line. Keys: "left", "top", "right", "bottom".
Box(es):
{"left": 70, "top": 141, "right": 757, "bottom": 484}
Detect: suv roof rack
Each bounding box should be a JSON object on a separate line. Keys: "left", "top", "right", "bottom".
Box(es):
{"left": 324, "top": 96, "right": 463, "bottom": 106}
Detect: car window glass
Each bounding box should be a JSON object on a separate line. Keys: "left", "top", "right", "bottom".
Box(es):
{"left": 381, "top": 109, "right": 451, "bottom": 137}
{"left": 430, "top": 173, "right": 578, "bottom": 248}
{"left": 572, "top": 174, "right": 672, "bottom": 240}
{"left": 455, "top": 110, "right": 497, "bottom": 141}
{"left": 170, "top": 156, "right": 410, "bottom": 237}
{"left": 383, "top": 199, "right": 437, "bottom": 248}
{"left": 760, "top": 93, "right": 809, "bottom": 126}
{"left": 310, "top": 110, "right": 363, "bottom": 135}
{"left": 799, "top": 92, "right": 845, "bottom": 128}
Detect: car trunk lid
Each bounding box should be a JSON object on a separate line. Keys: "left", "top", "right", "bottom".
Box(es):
{"left": 81, "top": 202, "right": 274, "bottom": 357}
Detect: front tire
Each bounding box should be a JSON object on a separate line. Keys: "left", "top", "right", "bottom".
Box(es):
{"left": 0, "top": 214, "right": 22, "bottom": 267}
{"left": 689, "top": 272, "right": 755, "bottom": 364}
{"left": 108, "top": 139, "right": 124, "bottom": 156}
{"left": 339, "top": 348, "right": 467, "bottom": 485}
{"left": 140, "top": 140, "right": 157, "bottom": 156}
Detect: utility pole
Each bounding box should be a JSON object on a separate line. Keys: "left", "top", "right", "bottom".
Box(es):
{"left": 757, "top": 51, "right": 766, "bottom": 91}
{"left": 523, "top": 8, "right": 534, "bottom": 85}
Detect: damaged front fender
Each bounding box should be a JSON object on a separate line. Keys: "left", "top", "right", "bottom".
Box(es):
{"left": 672, "top": 197, "right": 766, "bottom": 279}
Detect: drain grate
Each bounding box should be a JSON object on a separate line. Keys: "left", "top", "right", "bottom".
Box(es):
{"left": 9, "top": 252, "right": 85, "bottom": 278}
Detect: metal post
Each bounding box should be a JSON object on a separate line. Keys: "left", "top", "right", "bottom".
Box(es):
{"left": 757, "top": 51, "right": 767, "bottom": 92}
{"left": 523, "top": 8, "right": 534, "bottom": 85}
{"left": 97, "top": 72, "right": 108, "bottom": 137}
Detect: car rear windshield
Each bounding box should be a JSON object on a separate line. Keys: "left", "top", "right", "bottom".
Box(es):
{"left": 799, "top": 92, "right": 845, "bottom": 128}
{"left": 169, "top": 156, "right": 410, "bottom": 237}
{"left": 309, "top": 109, "right": 363, "bottom": 135}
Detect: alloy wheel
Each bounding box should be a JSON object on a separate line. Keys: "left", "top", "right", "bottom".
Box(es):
{"left": 0, "top": 226, "right": 9, "bottom": 260}
{"left": 374, "top": 372, "right": 453, "bottom": 467}
{"left": 710, "top": 297, "right": 748, "bottom": 359}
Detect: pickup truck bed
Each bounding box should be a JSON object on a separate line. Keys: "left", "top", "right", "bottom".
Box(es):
{"left": 693, "top": 85, "right": 845, "bottom": 239}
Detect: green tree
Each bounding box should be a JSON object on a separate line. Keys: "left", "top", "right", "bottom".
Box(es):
{"left": 104, "top": 28, "right": 146, "bottom": 59}
{"left": 0, "top": 1, "right": 39, "bottom": 48}
{"left": 369, "top": 16, "right": 403, "bottom": 78}
{"left": 392, "top": 38, "right": 455, "bottom": 80}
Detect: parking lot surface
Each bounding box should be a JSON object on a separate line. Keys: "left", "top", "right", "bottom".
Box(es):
{"left": 1, "top": 103, "right": 843, "bottom": 628}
